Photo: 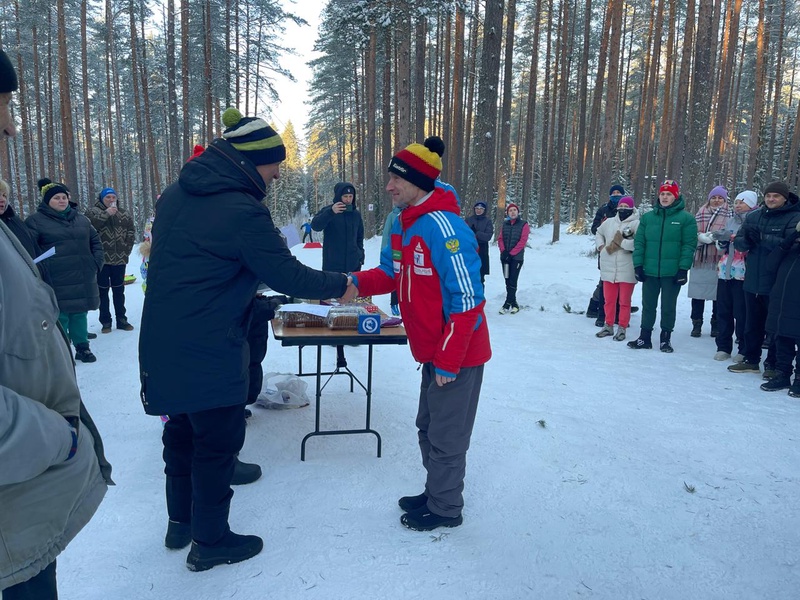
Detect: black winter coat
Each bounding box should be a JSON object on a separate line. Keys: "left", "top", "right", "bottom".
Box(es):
{"left": 734, "top": 196, "right": 800, "bottom": 294}
{"left": 465, "top": 213, "right": 493, "bottom": 276}
{"left": 591, "top": 201, "right": 617, "bottom": 234}
{"left": 311, "top": 182, "right": 365, "bottom": 273}
{"left": 138, "top": 138, "right": 348, "bottom": 416}
{"left": 0, "top": 204, "right": 51, "bottom": 285}
{"left": 25, "top": 202, "right": 103, "bottom": 313}
{"left": 765, "top": 236, "right": 800, "bottom": 337}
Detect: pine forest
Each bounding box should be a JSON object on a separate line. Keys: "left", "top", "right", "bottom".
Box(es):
{"left": 1, "top": 0, "right": 799, "bottom": 241}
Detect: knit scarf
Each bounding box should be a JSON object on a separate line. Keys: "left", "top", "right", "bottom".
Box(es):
{"left": 695, "top": 204, "right": 731, "bottom": 267}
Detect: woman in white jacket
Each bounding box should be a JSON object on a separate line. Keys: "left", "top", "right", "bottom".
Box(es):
{"left": 595, "top": 196, "right": 640, "bottom": 341}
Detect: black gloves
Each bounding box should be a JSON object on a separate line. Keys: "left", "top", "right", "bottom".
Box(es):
{"left": 744, "top": 226, "right": 761, "bottom": 244}
{"left": 500, "top": 251, "right": 510, "bottom": 263}
{"left": 634, "top": 266, "right": 647, "bottom": 282}
{"left": 674, "top": 269, "right": 688, "bottom": 285}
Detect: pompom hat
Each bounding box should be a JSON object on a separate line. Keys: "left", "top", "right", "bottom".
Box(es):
{"left": 387, "top": 136, "right": 444, "bottom": 192}
{"left": 38, "top": 177, "right": 70, "bottom": 206}
{"left": 221, "top": 107, "right": 286, "bottom": 166}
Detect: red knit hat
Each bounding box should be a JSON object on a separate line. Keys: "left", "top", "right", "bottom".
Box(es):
{"left": 506, "top": 202, "right": 520, "bottom": 214}
{"left": 659, "top": 180, "right": 679, "bottom": 198}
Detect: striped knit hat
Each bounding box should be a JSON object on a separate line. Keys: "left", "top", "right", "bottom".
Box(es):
{"left": 387, "top": 136, "right": 444, "bottom": 192}
{"left": 221, "top": 107, "right": 286, "bottom": 166}
{"left": 38, "top": 177, "right": 70, "bottom": 206}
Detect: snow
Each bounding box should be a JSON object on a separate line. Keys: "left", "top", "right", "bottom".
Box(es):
{"left": 55, "top": 226, "right": 799, "bottom": 599}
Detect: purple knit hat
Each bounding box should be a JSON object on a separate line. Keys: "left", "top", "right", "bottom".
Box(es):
{"left": 708, "top": 185, "right": 729, "bottom": 202}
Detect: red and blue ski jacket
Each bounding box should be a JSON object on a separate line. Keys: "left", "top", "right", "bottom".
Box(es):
{"left": 353, "top": 187, "right": 491, "bottom": 377}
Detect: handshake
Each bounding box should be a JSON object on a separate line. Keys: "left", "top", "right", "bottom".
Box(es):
{"left": 339, "top": 273, "right": 360, "bottom": 303}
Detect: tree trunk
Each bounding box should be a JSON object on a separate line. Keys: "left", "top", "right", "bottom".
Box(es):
{"left": 551, "top": 0, "right": 569, "bottom": 242}
{"left": 467, "top": 0, "right": 504, "bottom": 210}
{"left": 496, "top": 0, "right": 517, "bottom": 219}
{"left": 57, "top": 0, "right": 79, "bottom": 197}
{"left": 520, "top": 0, "right": 542, "bottom": 220}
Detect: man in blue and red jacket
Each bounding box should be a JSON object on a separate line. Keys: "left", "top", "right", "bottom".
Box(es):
{"left": 343, "top": 136, "right": 491, "bottom": 532}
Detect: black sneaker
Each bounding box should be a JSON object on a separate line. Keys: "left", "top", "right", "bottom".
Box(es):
{"left": 75, "top": 345, "right": 97, "bottom": 363}
{"left": 631, "top": 306, "right": 639, "bottom": 313}
{"left": 231, "top": 458, "right": 261, "bottom": 486}
{"left": 760, "top": 374, "right": 791, "bottom": 392}
{"left": 398, "top": 492, "right": 427, "bottom": 512}
{"left": 627, "top": 338, "right": 652, "bottom": 349}
{"left": 728, "top": 361, "right": 760, "bottom": 373}
{"left": 763, "top": 369, "right": 780, "bottom": 380}
{"left": 660, "top": 340, "right": 674, "bottom": 353}
{"left": 87, "top": 332, "right": 97, "bottom": 339}
{"left": 400, "top": 505, "right": 463, "bottom": 532}
{"left": 789, "top": 379, "right": 800, "bottom": 398}
{"left": 594, "top": 317, "right": 604, "bottom": 327}
{"left": 165, "top": 520, "right": 192, "bottom": 550}
{"left": 186, "top": 531, "right": 263, "bottom": 572}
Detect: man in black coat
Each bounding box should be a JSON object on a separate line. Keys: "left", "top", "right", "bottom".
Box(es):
{"left": 311, "top": 181, "right": 365, "bottom": 272}
{"left": 729, "top": 181, "right": 800, "bottom": 376}
{"left": 761, "top": 221, "right": 800, "bottom": 395}
{"left": 139, "top": 107, "right": 352, "bottom": 572}
{"left": 465, "top": 201, "right": 493, "bottom": 287}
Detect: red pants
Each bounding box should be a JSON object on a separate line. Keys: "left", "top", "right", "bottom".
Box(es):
{"left": 603, "top": 281, "right": 635, "bottom": 327}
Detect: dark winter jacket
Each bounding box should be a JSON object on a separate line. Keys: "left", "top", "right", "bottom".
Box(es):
{"left": 632, "top": 195, "right": 697, "bottom": 278}
{"left": 465, "top": 211, "right": 493, "bottom": 276}
{"left": 311, "top": 182, "right": 365, "bottom": 273}
{"left": 498, "top": 218, "right": 530, "bottom": 263}
{"left": 591, "top": 201, "right": 618, "bottom": 235}
{"left": 734, "top": 196, "right": 800, "bottom": 295}
{"left": 85, "top": 200, "right": 136, "bottom": 265}
{"left": 25, "top": 202, "right": 104, "bottom": 313}
{"left": 765, "top": 235, "right": 800, "bottom": 337}
{"left": 138, "top": 138, "right": 348, "bottom": 416}
{"left": 0, "top": 204, "right": 51, "bottom": 285}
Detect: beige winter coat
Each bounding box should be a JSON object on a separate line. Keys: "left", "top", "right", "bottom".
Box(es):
{"left": 0, "top": 220, "right": 112, "bottom": 590}
{"left": 596, "top": 210, "right": 640, "bottom": 283}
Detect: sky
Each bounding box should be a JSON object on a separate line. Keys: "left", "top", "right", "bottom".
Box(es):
{"left": 270, "top": 0, "right": 325, "bottom": 142}
{"left": 53, "top": 225, "right": 800, "bottom": 600}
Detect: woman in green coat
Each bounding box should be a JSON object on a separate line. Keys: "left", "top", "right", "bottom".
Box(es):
{"left": 628, "top": 180, "right": 698, "bottom": 352}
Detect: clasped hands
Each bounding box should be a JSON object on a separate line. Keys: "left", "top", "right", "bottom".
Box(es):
{"left": 339, "top": 274, "right": 359, "bottom": 303}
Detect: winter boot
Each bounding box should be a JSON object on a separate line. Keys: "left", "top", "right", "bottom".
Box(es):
{"left": 74, "top": 343, "right": 97, "bottom": 363}
{"left": 714, "top": 351, "right": 731, "bottom": 361}
{"left": 398, "top": 492, "right": 428, "bottom": 512}
{"left": 400, "top": 505, "right": 463, "bottom": 532}
{"left": 690, "top": 319, "right": 702, "bottom": 338}
{"left": 509, "top": 304, "right": 520, "bottom": 314}
{"left": 101, "top": 323, "right": 112, "bottom": 334}
{"left": 165, "top": 521, "right": 192, "bottom": 550}
{"left": 613, "top": 326, "right": 626, "bottom": 342}
{"left": 499, "top": 304, "right": 510, "bottom": 315}
{"left": 627, "top": 328, "right": 653, "bottom": 349}
{"left": 710, "top": 317, "right": 719, "bottom": 338}
{"left": 763, "top": 362, "right": 778, "bottom": 380}
{"left": 186, "top": 530, "right": 264, "bottom": 572}
{"left": 117, "top": 318, "right": 134, "bottom": 331}
{"left": 789, "top": 378, "right": 800, "bottom": 398}
{"left": 760, "top": 372, "right": 791, "bottom": 392}
{"left": 586, "top": 298, "right": 599, "bottom": 319}
{"left": 728, "top": 361, "right": 760, "bottom": 373}
{"left": 596, "top": 324, "right": 614, "bottom": 338}
{"left": 87, "top": 332, "right": 97, "bottom": 339}
{"left": 659, "top": 330, "right": 674, "bottom": 353}
{"left": 231, "top": 457, "right": 262, "bottom": 486}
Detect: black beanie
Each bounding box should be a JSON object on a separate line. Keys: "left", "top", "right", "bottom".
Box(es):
{"left": 0, "top": 50, "right": 17, "bottom": 94}
{"left": 763, "top": 181, "right": 791, "bottom": 200}
{"left": 38, "top": 177, "right": 70, "bottom": 206}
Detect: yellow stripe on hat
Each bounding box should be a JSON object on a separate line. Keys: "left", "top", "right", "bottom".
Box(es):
{"left": 404, "top": 143, "right": 443, "bottom": 171}
{"left": 231, "top": 136, "right": 285, "bottom": 151}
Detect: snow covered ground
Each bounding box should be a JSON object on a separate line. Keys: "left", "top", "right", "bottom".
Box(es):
{"left": 55, "top": 225, "right": 799, "bottom": 599}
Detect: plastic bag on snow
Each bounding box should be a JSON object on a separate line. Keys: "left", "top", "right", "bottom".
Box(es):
{"left": 255, "top": 372, "right": 310, "bottom": 409}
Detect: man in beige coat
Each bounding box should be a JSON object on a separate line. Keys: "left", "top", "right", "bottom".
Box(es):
{"left": 0, "top": 47, "right": 112, "bottom": 600}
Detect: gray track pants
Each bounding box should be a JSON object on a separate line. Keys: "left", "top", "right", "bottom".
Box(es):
{"left": 416, "top": 362, "right": 484, "bottom": 517}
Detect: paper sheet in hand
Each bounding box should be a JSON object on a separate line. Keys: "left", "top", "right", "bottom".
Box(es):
{"left": 276, "top": 303, "right": 331, "bottom": 318}
{"left": 33, "top": 247, "right": 56, "bottom": 264}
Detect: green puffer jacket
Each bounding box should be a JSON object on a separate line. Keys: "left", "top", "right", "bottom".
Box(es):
{"left": 632, "top": 195, "right": 698, "bottom": 278}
